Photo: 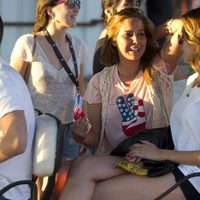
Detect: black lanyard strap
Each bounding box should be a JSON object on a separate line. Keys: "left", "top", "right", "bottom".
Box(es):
{"left": 65, "top": 34, "right": 78, "bottom": 80}
{"left": 43, "top": 29, "right": 79, "bottom": 88}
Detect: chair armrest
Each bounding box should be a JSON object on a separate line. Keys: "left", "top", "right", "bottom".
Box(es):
{"left": 0, "top": 180, "right": 37, "bottom": 200}
{"left": 154, "top": 172, "right": 200, "bottom": 200}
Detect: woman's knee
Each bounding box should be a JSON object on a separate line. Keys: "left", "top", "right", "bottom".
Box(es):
{"left": 68, "top": 155, "right": 95, "bottom": 178}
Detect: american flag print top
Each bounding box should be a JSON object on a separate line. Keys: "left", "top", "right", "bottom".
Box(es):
{"left": 116, "top": 93, "right": 146, "bottom": 136}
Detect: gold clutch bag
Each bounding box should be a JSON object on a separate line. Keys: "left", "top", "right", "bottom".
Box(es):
{"left": 114, "top": 159, "right": 149, "bottom": 176}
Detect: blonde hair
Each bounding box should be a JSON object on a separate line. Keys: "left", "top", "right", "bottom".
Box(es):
{"left": 182, "top": 8, "right": 200, "bottom": 86}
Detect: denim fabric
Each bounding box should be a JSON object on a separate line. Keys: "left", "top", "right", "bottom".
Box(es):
{"left": 62, "top": 124, "right": 80, "bottom": 158}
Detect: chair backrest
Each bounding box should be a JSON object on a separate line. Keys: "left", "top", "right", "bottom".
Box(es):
{"left": 32, "top": 113, "right": 63, "bottom": 177}
{"left": 33, "top": 112, "right": 64, "bottom": 200}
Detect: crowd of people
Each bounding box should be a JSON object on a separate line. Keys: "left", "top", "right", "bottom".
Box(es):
{"left": 0, "top": 0, "right": 200, "bottom": 200}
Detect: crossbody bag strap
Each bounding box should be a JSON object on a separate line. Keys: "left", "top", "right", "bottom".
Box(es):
{"left": 24, "top": 35, "right": 36, "bottom": 83}
{"left": 43, "top": 29, "right": 79, "bottom": 88}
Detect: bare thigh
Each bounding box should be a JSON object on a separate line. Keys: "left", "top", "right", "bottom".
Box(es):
{"left": 68, "top": 155, "right": 126, "bottom": 181}
{"left": 59, "top": 155, "right": 128, "bottom": 200}
{"left": 92, "top": 173, "right": 186, "bottom": 200}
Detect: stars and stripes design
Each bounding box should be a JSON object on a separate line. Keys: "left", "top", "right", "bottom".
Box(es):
{"left": 116, "top": 94, "right": 146, "bottom": 136}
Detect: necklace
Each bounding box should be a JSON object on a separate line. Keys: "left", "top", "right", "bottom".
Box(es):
{"left": 43, "top": 29, "right": 79, "bottom": 88}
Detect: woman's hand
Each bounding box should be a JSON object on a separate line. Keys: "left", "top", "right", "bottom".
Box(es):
{"left": 166, "top": 18, "right": 183, "bottom": 35}
{"left": 124, "top": 140, "right": 164, "bottom": 162}
{"left": 71, "top": 117, "right": 91, "bottom": 144}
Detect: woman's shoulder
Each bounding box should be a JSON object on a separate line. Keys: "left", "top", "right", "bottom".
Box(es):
{"left": 15, "top": 33, "right": 35, "bottom": 49}
{"left": 87, "top": 68, "right": 112, "bottom": 88}
{"left": 187, "top": 72, "right": 198, "bottom": 85}
{"left": 67, "top": 34, "right": 88, "bottom": 60}
{"left": 99, "top": 65, "right": 116, "bottom": 88}
{"left": 89, "top": 66, "right": 113, "bottom": 83}
{"left": 68, "top": 34, "right": 86, "bottom": 47}
{"left": 17, "top": 33, "right": 34, "bottom": 43}
{"left": 101, "top": 65, "right": 117, "bottom": 74}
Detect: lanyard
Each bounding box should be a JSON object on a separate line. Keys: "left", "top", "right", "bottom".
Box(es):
{"left": 43, "top": 29, "right": 79, "bottom": 88}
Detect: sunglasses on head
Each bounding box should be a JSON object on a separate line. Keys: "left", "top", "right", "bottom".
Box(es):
{"left": 55, "top": 0, "right": 81, "bottom": 9}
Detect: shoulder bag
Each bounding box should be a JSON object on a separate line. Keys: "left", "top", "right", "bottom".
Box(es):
{"left": 24, "top": 35, "right": 36, "bottom": 83}
{"left": 111, "top": 82, "right": 177, "bottom": 177}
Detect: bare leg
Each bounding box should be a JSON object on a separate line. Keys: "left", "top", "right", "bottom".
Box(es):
{"left": 92, "top": 173, "right": 186, "bottom": 200}
{"left": 59, "top": 155, "right": 126, "bottom": 200}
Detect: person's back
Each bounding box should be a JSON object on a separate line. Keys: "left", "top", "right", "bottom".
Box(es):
{"left": 0, "top": 16, "right": 35, "bottom": 200}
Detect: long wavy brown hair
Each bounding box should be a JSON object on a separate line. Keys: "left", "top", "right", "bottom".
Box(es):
{"left": 101, "top": 8, "right": 159, "bottom": 84}
{"left": 182, "top": 7, "right": 200, "bottom": 86}
{"left": 32, "top": 0, "right": 56, "bottom": 34}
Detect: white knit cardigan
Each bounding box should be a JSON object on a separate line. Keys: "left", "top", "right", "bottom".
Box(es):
{"left": 96, "top": 65, "right": 173, "bottom": 154}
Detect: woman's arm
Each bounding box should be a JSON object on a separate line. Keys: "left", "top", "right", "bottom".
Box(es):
{"left": 0, "top": 110, "right": 27, "bottom": 162}
{"left": 162, "top": 19, "right": 183, "bottom": 74}
{"left": 162, "top": 149, "right": 200, "bottom": 166}
{"left": 72, "top": 103, "right": 102, "bottom": 148}
{"left": 10, "top": 58, "right": 29, "bottom": 78}
{"left": 83, "top": 103, "right": 102, "bottom": 147}
{"left": 126, "top": 140, "right": 200, "bottom": 166}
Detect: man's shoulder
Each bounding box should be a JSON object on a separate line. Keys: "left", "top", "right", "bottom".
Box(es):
{"left": 0, "top": 59, "right": 18, "bottom": 75}
{"left": 0, "top": 58, "right": 22, "bottom": 83}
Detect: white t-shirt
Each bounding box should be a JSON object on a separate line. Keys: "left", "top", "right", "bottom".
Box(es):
{"left": 170, "top": 72, "right": 200, "bottom": 192}
{"left": 11, "top": 34, "right": 88, "bottom": 124}
{"left": 0, "top": 57, "right": 35, "bottom": 200}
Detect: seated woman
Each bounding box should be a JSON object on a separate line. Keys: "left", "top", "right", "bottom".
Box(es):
{"left": 59, "top": 7, "right": 186, "bottom": 200}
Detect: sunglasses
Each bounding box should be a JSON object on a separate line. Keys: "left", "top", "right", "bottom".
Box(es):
{"left": 55, "top": 0, "right": 81, "bottom": 9}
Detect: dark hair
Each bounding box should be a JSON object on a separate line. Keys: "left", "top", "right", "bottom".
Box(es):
{"left": 33, "top": 0, "right": 57, "bottom": 33}
{"left": 101, "top": 0, "right": 115, "bottom": 23}
{"left": 101, "top": 8, "right": 159, "bottom": 71}
{"left": 112, "top": 0, "right": 142, "bottom": 11}
{"left": 101, "top": 0, "right": 142, "bottom": 24}
{"left": 0, "top": 16, "right": 3, "bottom": 44}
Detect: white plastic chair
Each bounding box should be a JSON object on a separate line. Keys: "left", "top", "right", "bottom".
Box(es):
{"left": 0, "top": 112, "right": 64, "bottom": 200}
